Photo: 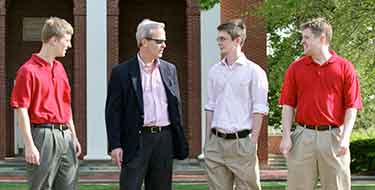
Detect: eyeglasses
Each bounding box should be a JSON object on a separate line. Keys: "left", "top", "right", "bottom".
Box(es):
{"left": 216, "top": 36, "right": 230, "bottom": 42}
{"left": 145, "top": 37, "right": 166, "bottom": 44}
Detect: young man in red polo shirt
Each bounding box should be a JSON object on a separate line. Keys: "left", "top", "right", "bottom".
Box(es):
{"left": 279, "top": 18, "right": 362, "bottom": 190}
{"left": 10, "top": 17, "right": 81, "bottom": 190}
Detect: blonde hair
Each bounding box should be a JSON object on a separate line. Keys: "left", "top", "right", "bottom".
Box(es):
{"left": 41, "top": 17, "right": 73, "bottom": 43}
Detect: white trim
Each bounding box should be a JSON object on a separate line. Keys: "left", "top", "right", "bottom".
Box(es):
{"left": 200, "top": 3, "right": 221, "bottom": 156}
{"left": 85, "top": 0, "right": 110, "bottom": 160}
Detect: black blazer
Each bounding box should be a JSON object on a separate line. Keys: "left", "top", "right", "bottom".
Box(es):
{"left": 105, "top": 56, "right": 189, "bottom": 163}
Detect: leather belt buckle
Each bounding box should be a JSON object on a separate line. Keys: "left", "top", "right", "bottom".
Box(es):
{"left": 211, "top": 128, "right": 251, "bottom": 139}
{"left": 52, "top": 124, "right": 63, "bottom": 131}
{"left": 31, "top": 123, "right": 68, "bottom": 131}
{"left": 299, "top": 123, "right": 333, "bottom": 131}
{"left": 150, "top": 127, "right": 162, "bottom": 134}
{"left": 315, "top": 126, "right": 328, "bottom": 131}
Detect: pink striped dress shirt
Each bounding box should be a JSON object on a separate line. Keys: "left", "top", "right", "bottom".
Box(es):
{"left": 137, "top": 54, "right": 170, "bottom": 127}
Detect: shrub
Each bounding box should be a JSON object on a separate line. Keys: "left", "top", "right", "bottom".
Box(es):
{"left": 350, "top": 128, "right": 375, "bottom": 174}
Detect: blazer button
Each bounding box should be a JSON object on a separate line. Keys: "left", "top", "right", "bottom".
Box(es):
{"left": 139, "top": 130, "right": 142, "bottom": 134}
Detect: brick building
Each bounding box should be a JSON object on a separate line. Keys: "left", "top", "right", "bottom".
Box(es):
{"left": 0, "top": 0, "right": 267, "bottom": 164}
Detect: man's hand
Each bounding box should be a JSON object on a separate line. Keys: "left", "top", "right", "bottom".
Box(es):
{"left": 25, "top": 144, "right": 40, "bottom": 165}
{"left": 280, "top": 135, "right": 292, "bottom": 158}
{"left": 337, "top": 137, "right": 350, "bottom": 157}
{"left": 280, "top": 105, "right": 294, "bottom": 158}
{"left": 111, "top": 148, "right": 123, "bottom": 168}
{"left": 73, "top": 137, "right": 82, "bottom": 157}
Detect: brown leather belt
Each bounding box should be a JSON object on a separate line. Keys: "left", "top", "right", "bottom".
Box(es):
{"left": 211, "top": 128, "right": 251, "bottom": 139}
{"left": 31, "top": 123, "right": 69, "bottom": 131}
{"left": 299, "top": 123, "right": 338, "bottom": 131}
{"left": 142, "top": 125, "right": 170, "bottom": 134}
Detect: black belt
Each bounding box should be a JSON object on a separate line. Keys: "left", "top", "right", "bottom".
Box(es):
{"left": 299, "top": 123, "right": 338, "bottom": 131}
{"left": 211, "top": 128, "right": 251, "bottom": 139}
{"left": 31, "top": 123, "right": 69, "bottom": 131}
{"left": 142, "top": 125, "right": 170, "bottom": 134}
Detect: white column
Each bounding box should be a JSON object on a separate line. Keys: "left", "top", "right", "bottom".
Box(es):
{"left": 85, "top": 0, "right": 110, "bottom": 160}
{"left": 199, "top": 4, "right": 221, "bottom": 159}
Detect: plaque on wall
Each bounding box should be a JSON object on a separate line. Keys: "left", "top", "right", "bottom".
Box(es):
{"left": 22, "top": 17, "right": 48, "bottom": 42}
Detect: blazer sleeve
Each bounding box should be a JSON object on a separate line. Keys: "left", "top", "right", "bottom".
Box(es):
{"left": 172, "top": 65, "right": 183, "bottom": 127}
{"left": 169, "top": 63, "right": 189, "bottom": 159}
{"left": 105, "top": 66, "right": 125, "bottom": 152}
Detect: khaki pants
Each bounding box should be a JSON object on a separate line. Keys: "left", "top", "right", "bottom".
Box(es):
{"left": 27, "top": 127, "right": 79, "bottom": 190}
{"left": 204, "top": 134, "right": 260, "bottom": 190}
{"left": 287, "top": 126, "right": 351, "bottom": 190}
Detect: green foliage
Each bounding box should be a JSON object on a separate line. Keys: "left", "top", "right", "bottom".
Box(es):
{"left": 351, "top": 128, "right": 375, "bottom": 142}
{"left": 350, "top": 129, "right": 375, "bottom": 173}
{"left": 199, "top": 0, "right": 220, "bottom": 10}
{"left": 255, "top": 0, "right": 375, "bottom": 129}
{"left": 198, "top": 0, "right": 375, "bottom": 130}
{"left": 350, "top": 128, "right": 375, "bottom": 174}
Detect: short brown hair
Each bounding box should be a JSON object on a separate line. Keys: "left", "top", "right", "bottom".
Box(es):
{"left": 41, "top": 17, "right": 73, "bottom": 43}
{"left": 217, "top": 19, "right": 247, "bottom": 46}
{"left": 300, "top": 17, "right": 332, "bottom": 44}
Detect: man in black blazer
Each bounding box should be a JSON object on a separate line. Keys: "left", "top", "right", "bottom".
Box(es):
{"left": 105, "top": 19, "right": 188, "bottom": 190}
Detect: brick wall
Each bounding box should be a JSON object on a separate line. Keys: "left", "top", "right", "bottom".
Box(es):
{"left": 0, "top": 0, "right": 6, "bottom": 158}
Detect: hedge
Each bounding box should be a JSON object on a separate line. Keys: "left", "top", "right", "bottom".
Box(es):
{"left": 350, "top": 138, "right": 375, "bottom": 174}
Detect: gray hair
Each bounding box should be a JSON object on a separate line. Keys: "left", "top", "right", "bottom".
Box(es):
{"left": 136, "top": 19, "right": 165, "bottom": 47}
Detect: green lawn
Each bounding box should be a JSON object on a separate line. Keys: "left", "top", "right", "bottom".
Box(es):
{"left": 0, "top": 182, "right": 374, "bottom": 190}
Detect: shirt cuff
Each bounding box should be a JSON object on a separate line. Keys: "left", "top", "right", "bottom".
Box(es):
{"left": 10, "top": 102, "right": 29, "bottom": 109}
{"left": 252, "top": 104, "right": 269, "bottom": 115}
{"left": 204, "top": 103, "right": 215, "bottom": 112}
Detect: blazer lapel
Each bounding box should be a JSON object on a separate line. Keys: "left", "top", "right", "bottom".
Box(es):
{"left": 159, "top": 60, "right": 175, "bottom": 97}
{"left": 129, "top": 57, "right": 144, "bottom": 113}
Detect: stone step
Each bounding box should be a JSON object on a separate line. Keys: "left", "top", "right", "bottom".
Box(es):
{"left": 267, "top": 154, "right": 287, "bottom": 170}
{"left": 0, "top": 158, "right": 208, "bottom": 183}
{"left": 0, "top": 155, "right": 287, "bottom": 176}
{"left": 0, "top": 158, "right": 206, "bottom": 176}
{"left": 0, "top": 155, "right": 287, "bottom": 173}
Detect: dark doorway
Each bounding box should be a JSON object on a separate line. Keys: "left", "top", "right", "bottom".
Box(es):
{"left": 119, "top": 0, "right": 186, "bottom": 65}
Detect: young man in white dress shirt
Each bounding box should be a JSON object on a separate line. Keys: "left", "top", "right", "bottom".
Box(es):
{"left": 204, "top": 19, "right": 269, "bottom": 190}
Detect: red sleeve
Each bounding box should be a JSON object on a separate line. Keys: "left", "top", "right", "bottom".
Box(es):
{"left": 10, "top": 68, "right": 33, "bottom": 108}
{"left": 343, "top": 62, "right": 362, "bottom": 109}
{"left": 279, "top": 64, "right": 297, "bottom": 107}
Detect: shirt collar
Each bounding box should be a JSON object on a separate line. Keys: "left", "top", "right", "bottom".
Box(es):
{"left": 327, "top": 50, "right": 339, "bottom": 63}
{"left": 305, "top": 50, "right": 338, "bottom": 65}
{"left": 220, "top": 52, "right": 247, "bottom": 66}
{"left": 32, "top": 54, "right": 55, "bottom": 67}
{"left": 137, "top": 53, "right": 160, "bottom": 71}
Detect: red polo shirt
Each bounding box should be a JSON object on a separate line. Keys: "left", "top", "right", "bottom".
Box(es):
{"left": 10, "top": 54, "right": 72, "bottom": 124}
{"left": 279, "top": 51, "right": 362, "bottom": 126}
